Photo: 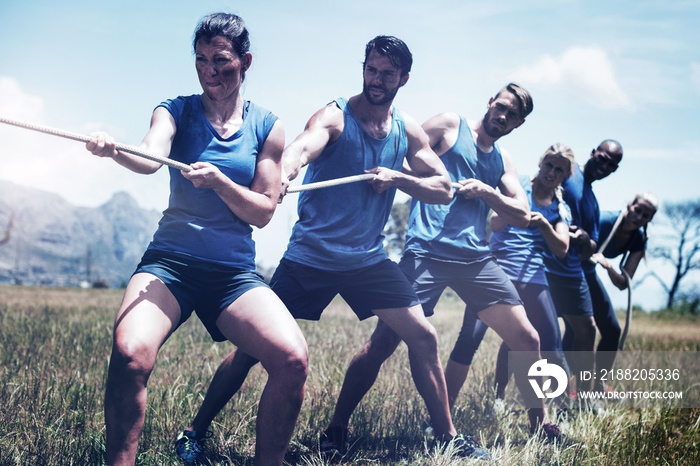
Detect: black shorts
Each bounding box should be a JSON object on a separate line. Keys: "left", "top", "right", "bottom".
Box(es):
{"left": 546, "top": 272, "right": 594, "bottom": 317}
{"left": 270, "top": 258, "right": 420, "bottom": 321}
{"left": 134, "top": 249, "right": 268, "bottom": 341}
{"left": 399, "top": 253, "right": 521, "bottom": 316}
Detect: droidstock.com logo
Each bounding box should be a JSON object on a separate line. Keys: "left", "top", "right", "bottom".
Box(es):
{"left": 528, "top": 359, "right": 568, "bottom": 399}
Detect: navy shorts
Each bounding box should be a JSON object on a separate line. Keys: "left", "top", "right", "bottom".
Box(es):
{"left": 134, "top": 249, "right": 269, "bottom": 341}
{"left": 545, "top": 272, "right": 594, "bottom": 317}
{"left": 399, "top": 253, "right": 522, "bottom": 317}
{"left": 270, "top": 258, "right": 420, "bottom": 321}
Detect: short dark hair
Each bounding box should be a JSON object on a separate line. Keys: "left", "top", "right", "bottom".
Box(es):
{"left": 363, "top": 36, "right": 413, "bottom": 75}
{"left": 496, "top": 83, "right": 534, "bottom": 120}
{"left": 193, "top": 12, "right": 250, "bottom": 57}
{"left": 597, "top": 139, "right": 623, "bottom": 154}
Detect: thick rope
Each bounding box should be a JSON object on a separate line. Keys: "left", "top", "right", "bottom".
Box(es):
{"left": 287, "top": 173, "right": 376, "bottom": 193}
{"left": 0, "top": 116, "right": 191, "bottom": 172}
{"left": 2, "top": 116, "right": 466, "bottom": 193}
{"left": 619, "top": 264, "right": 632, "bottom": 350}
{"left": 596, "top": 210, "right": 625, "bottom": 255}
{"left": 589, "top": 209, "right": 632, "bottom": 350}
{"left": 288, "top": 175, "right": 462, "bottom": 193}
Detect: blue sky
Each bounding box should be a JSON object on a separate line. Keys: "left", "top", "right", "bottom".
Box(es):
{"left": 1, "top": 0, "right": 698, "bottom": 309}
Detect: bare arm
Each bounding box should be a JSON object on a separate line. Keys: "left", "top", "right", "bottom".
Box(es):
{"left": 86, "top": 106, "right": 176, "bottom": 174}
{"left": 183, "top": 120, "right": 285, "bottom": 228}
{"left": 455, "top": 148, "right": 529, "bottom": 229}
{"left": 281, "top": 103, "right": 344, "bottom": 189}
{"left": 489, "top": 210, "right": 507, "bottom": 232}
{"left": 594, "top": 250, "right": 644, "bottom": 290}
{"left": 367, "top": 113, "right": 452, "bottom": 204}
{"left": 531, "top": 215, "right": 570, "bottom": 258}
{"left": 571, "top": 226, "right": 596, "bottom": 260}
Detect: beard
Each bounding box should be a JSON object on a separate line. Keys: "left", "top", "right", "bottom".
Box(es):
{"left": 362, "top": 82, "right": 399, "bottom": 106}
{"left": 482, "top": 112, "right": 509, "bottom": 139}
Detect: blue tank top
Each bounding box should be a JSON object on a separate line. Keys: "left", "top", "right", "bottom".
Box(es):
{"left": 147, "top": 95, "right": 278, "bottom": 269}
{"left": 404, "top": 117, "right": 504, "bottom": 263}
{"left": 283, "top": 98, "right": 408, "bottom": 271}
{"left": 582, "top": 210, "right": 645, "bottom": 275}
{"left": 544, "top": 163, "right": 600, "bottom": 277}
{"left": 490, "top": 176, "right": 568, "bottom": 285}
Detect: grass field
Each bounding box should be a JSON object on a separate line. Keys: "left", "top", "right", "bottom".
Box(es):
{"left": 0, "top": 285, "right": 698, "bottom": 465}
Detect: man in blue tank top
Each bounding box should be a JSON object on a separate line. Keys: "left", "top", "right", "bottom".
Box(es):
{"left": 180, "top": 36, "right": 491, "bottom": 460}
{"left": 325, "top": 84, "right": 571, "bottom": 442}
{"left": 545, "top": 140, "right": 623, "bottom": 395}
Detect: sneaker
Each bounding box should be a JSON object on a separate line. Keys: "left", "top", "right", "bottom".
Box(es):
{"left": 319, "top": 426, "right": 349, "bottom": 458}
{"left": 175, "top": 430, "right": 208, "bottom": 464}
{"left": 440, "top": 434, "right": 492, "bottom": 460}
{"left": 538, "top": 423, "right": 577, "bottom": 446}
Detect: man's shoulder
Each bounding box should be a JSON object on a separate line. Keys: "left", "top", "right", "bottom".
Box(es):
{"left": 422, "top": 111, "right": 462, "bottom": 135}
{"left": 309, "top": 100, "right": 345, "bottom": 128}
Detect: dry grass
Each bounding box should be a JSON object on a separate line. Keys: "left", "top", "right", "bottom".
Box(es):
{"left": 0, "top": 285, "right": 698, "bottom": 465}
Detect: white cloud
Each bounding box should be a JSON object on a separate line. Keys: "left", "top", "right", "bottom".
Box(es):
{"left": 0, "top": 76, "right": 45, "bottom": 121}
{"left": 0, "top": 77, "right": 169, "bottom": 211}
{"left": 691, "top": 62, "right": 700, "bottom": 94}
{"left": 511, "top": 46, "right": 632, "bottom": 110}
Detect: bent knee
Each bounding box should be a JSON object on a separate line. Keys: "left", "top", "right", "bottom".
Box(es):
{"left": 266, "top": 343, "right": 309, "bottom": 384}
{"left": 367, "top": 331, "right": 403, "bottom": 359}
{"left": 110, "top": 336, "right": 158, "bottom": 378}
{"left": 405, "top": 324, "right": 439, "bottom": 353}
{"left": 518, "top": 327, "right": 540, "bottom": 352}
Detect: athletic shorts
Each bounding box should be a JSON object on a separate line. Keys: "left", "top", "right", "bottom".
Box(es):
{"left": 545, "top": 272, "right": 593, "bottom": 317}
{"left": 399, "top": 253, "right": 521, "bottom": 317}
{"left": 134, "top": 249, "right": 269, "bottom": 341}
{"left": 270, "top": 258, "right": 420, "bottom": 321}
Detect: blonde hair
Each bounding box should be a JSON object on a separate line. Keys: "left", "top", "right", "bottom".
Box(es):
{"left": 629, "top": 192, "right": 660, "bottom": 249}
{"left": 536, "top": 143, "right": 575, "bottom": 223}
{"left": 632, "top": 192, "right": 660, "bottom": 214}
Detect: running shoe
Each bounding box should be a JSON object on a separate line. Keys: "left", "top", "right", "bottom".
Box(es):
{"left": 539, "top": 422, "right": 577, "bottom": 446}
{"left": 175, "top": 430, "right": 207, "bottom": 464}
{"left": 436, "top": 434, "right": 492, "bottom": 460}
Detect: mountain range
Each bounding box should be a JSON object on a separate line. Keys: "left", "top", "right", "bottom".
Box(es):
{"left": 0, "top": 180, "right": 161, "bottom": 288}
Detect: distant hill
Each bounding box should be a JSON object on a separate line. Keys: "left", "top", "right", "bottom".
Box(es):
{"left": 0, "top": 180, "right": 161, "bottom": 288}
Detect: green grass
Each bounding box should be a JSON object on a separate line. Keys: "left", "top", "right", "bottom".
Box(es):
{"left": 0, "top": 286, "right": 698, "bottom": 465}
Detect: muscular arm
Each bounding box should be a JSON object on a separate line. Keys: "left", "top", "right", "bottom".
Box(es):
{"left": 281, "top": 103, "right": 344, "bottom": 185}
{"left": 535, "top": 217, "right": 570, "bottom": 259}
{"left": 492, "top": 209, "right": 569, "bottom": 258}
{"left": 457, "top": 148, "right": 529, "bottom": 229}
{"left": 367, "top": 113, "right": 452, "bottom": 204}
{"left": 86, "top": 106, "right": 176, "bottom": 174}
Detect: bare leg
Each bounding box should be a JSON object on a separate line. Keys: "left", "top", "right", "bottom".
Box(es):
{"left": 328, "top": 320, "right": 402, "bottom": 428}
{"left": 186, "top": 349, "right": 260, "bottom": 435}
{"left": 215, "top": 287, "right": 308, "bottom": 466}
{"left": 444, "top": 360, "right": 470, "bottom": 411}
{"left": 445, "top": 311, "right": 487, "bottom": 410}
{"left": 374, "top": 305, "right": 456, "bottom": 440}
{"left": 477, "top": 304, "right": 543, "bottom": 432}
{"left": 105, "top": 274, "right": 181, "bottom": 466}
